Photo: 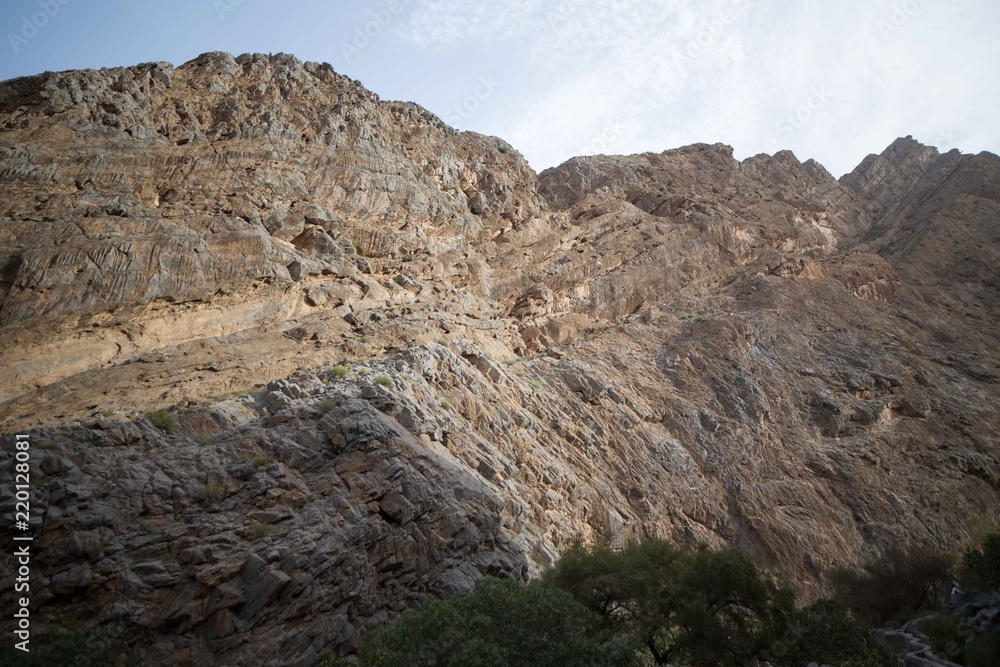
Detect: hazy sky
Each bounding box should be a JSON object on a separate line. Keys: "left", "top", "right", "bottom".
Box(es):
{"left": 1, "top": 0, "right": 997, "bottom": 176}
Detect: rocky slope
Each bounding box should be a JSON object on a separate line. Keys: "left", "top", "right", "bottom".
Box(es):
{"left": 0, "top": 53, "right": 998, "bottom": 665}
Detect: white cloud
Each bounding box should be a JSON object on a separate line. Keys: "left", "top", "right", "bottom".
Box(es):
{"left": 399, "top": 0, "right": 1000, "bottom": 175}
{"left": 397, "top": 0, "right": 542, "bottom": 47}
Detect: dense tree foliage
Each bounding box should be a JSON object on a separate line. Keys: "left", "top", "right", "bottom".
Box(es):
{"left": 830, "top": 545, "right": 954, "bottom": 626}
{"left": 542, "top": 541, "right": 793, "bottom": 666}
{"left": 347, "top": 540, "right": 901, "bottom": 667}
{"left": 774, "top": 600, "right": 897, "bottom": 667}
{"left": 357, "top": 578, "right": 639, "bottom": 667}
{"left": 962, "top": 533, "right": 1000, "bottom": 592}
{"left": 4, "top": 623, "right": 130, "bottom": 667}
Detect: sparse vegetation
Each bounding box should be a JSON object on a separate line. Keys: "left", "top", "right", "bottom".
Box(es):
{"left": 439, "top": 400, "right": 452, "bottom": 411}
{"left": 146, "top": 408, "right": 177, "bottom": 434}
{"left": 330, "top": 364, "right": 350, "bottom": 379}
{"left": 197, "top": 434, "right": 213, "bottom": 446}
{"left": 357, "top": 368, "right": 369, "bottom": 377}
{"left": 529, "top": 379, "right": 542, "bottom": 389}
{"left": 200, "top": 481, "right": 224, "bottom": 503}
{"left": 375, "top": 375, "right": 393, "bottom": 388}
{"left": 965, "top": 513, "right": 998, "bottom": 547}
{"left": 251, "top": 522, "right": 273, "bottom": 539}
{"left": 250, "top": 456, "right": 272, "bottom": 468}
{"left": 320, "top": 398, "right": 337, "bottom": 413}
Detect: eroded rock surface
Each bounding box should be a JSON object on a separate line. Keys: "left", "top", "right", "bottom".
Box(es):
{"left": 0, "top": 53, "right": 998, "bottom": 665}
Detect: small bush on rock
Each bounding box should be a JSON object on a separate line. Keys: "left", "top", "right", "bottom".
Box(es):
{"left": 146, "top": 408, "right": 177, "bottom": 434}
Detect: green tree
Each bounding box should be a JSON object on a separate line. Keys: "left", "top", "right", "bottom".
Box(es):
{"left": 542, "top": 540, "right": 794, "bottom": 666}
{"left": 5, "top": 623, "right": 131, "bottom": 667}
{"left": 830, "top": 545, "right": 954, "bottom": 626}
{"left": 774, "top": 600, "right": 897, "bottom": 667}
{"left": 358, "top": 578, "right": 638, "bottom": 667}
{"left": 962, "top": 532, "right": 1000, "bottom": 592}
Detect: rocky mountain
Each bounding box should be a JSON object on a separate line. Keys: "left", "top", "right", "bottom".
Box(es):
{"left": 0, "top": 53, "right": 997, "bottom": 665}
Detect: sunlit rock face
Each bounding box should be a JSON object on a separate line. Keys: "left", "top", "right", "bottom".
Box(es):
{"left": 0, "top": 53, "right": 998, "bottom": 665}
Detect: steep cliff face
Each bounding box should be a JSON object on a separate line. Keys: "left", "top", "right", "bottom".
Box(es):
{"left": 0, "top": 54, "right": 998, "bottom": 666}
{"left": 0, "top": 51, "right": 541, "bottom": 405}
{"left": 844, "top": 136, "right": 1000, "bottom": 317}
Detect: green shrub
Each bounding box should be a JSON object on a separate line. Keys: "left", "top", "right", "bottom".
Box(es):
{"left": 197, "top": 434, "right": 213, "bottom": 446}
{"left": 965, "top": 514, "right": 998, "bottom": 547}
{"left": 967, "top": 628, "right": 1000, "bottom": 667}
{"left": 200, "top": 481, "right": 224, "bottom": 503}
{"left": 319, "top": 398, "right": 337, "bottom": 413}
{"left": 439, "top": 400, "right": 452, "bottom": 411}
{"left": 146, "top": 409, "right": 177, "bottom": 435}
{"left": 4, "top": 622, "right": 131, "bottom": 666}
{"left": 358, "top": 578, "right": 639, "bottom": 667}
{"left": 331, "top": 365, "right": 350, "bottom": 379}
{"left": 529, "top": 379, "right": 542, "bottom": 389}
{"left": 251, "top": 522, "right": 273, "bottom": 539}
{"left": 917, "top": 615, "right": 975, "bottom": 664}
{"left": 831, "top": 545, "right": 954, "bottom": 626}
{"left": 250, "top": 456, "right": 272, "bottom": 468}
{"left": 774, "top": 600, "right": 896, "bottom": 667}
{"left": 375, "top": 375, "right": 393, "bottom": 388}
{"left": 962, "top": 532, "right": 1000, "bottom": 592}
{"left": 357, "top": 368, "right": 369, "bottom": 377}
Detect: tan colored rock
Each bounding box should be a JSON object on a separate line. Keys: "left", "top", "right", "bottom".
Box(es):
{"left": 0, "top": 53, "right": 998, "bottom": 666}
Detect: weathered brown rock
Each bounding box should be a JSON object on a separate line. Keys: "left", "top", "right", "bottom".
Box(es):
{"left": 0, "top": 53, "right": 998, "bottom": 665}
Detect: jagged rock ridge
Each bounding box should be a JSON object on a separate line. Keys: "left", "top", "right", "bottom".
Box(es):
{"left": 0, "top": 53, "right": 997, "bottom": 665}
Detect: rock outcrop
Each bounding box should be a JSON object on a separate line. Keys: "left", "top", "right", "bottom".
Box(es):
{"left": 0, "top": 53, "right": 998, "bottom": 665}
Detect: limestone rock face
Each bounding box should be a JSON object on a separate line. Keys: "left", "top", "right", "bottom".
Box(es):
{"left": 0, "top": 54, "right": 998, "bottom": 665}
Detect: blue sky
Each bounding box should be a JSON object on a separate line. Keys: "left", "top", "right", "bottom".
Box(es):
{"left": 1, "top": 0, "right": 997, "bottom": 176}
